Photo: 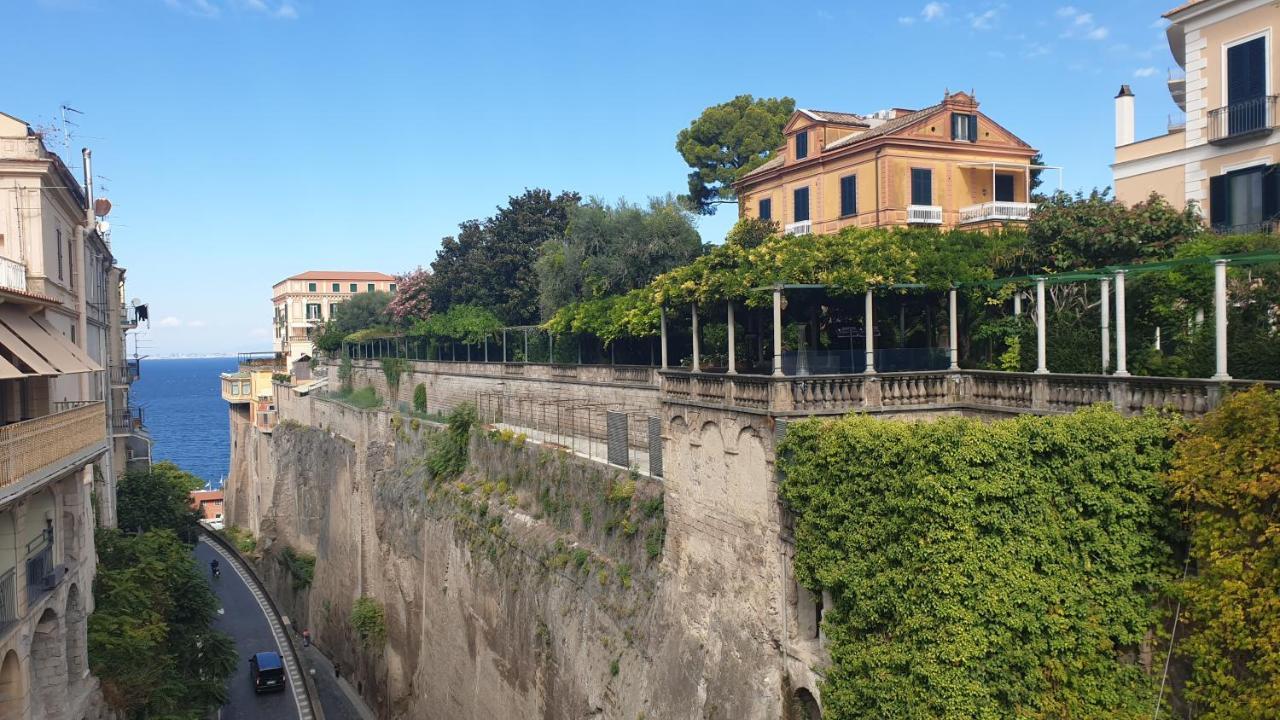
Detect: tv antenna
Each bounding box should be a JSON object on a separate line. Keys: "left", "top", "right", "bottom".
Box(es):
{"left": 59, "top": 105, "right": 82, "bottom": 152}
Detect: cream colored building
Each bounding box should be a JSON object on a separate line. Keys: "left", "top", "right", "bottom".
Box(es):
{"left": 735, "top": 91, "right": 1054, "bottom": 233}
{"left": 0, "top": 111, "right": 142, "bottom": 718}
{"left": 1114, "top": 0, "right": 1280, "bottom": 231}
{"left": 273, "top": 270, "right": 396, "bottom": 365}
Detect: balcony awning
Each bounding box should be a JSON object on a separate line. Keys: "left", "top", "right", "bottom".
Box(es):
{"left": 0, "top": 355, "right": 26, "bottom": 380}
{"left": 0, "top": 307, "right": 101, "bottom": 375}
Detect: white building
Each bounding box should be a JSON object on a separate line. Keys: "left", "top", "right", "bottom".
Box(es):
{"left": 273, "top": 270, "right": 396, "bottom": 366}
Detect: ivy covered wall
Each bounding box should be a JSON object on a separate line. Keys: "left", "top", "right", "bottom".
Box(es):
{"left": 778, "top": 408, "right": 1182, "bottom": 719}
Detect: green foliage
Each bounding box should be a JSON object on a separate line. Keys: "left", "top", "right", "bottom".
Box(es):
{"left": 90, "top": 529, "right": 237, "bottom": 718}
{"left": 1168, "top": 386, "right": 1280, "bottom": 718}
{"left": 676, "top": 94, "right": 796, "bottom": 214}
{"left": 413, "top": 382, "right": 428, "bottom": 413}
{"left": 425, "top": 403, "right": 477, "bottom": 483}
{"left": 778, "top": 408, "right": 1182, "bottom": 719}
{"left": 338, "top": 356, "right": 353, "bottom": 391}
{"left": 272, "top": 372, "right": 291, "bottom": 384}
{"left": 380, "top": 356, "right": 408, "bottom": 396}
{"left": 344, "top": 325, "right": 397, "bottom": 344}
{"left": 430, "top": 189, "right": 581, "bottom": 325}
{"left": 314, "top": 291, "right": 394, "bottom": 352}
{"left": 411, "top": 304, "right": 503, "bottom": 345}
{"left": 116, "top": 461, "right": 204, "bottom": 540}
{"left": 535, "top": 196, "right": 703, "bottom": 320}
{"left": 644, "top": 526, "right": 664, "bottom": 560}
{"left": 1020, "top": 190, "right": 1202, "bottom": 273}
{"left": 330, "top": 385, "right": 382, "bottom": 410}
{"left": 224, "top": 525, "right": 257, "bottom": 554}
{"left": 280, "top": 546, "right": 316, "bottom": 591}
{"left": 349, "top": 595, "right": 387, "bottom": 647}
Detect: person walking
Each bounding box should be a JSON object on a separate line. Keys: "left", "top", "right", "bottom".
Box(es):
{"left": 302, "top": 628, "right": 311, "bottom": 647}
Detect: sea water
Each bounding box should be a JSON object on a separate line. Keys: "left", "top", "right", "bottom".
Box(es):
{"left": 129, "top": 357, "right": 237, "bottom": 488}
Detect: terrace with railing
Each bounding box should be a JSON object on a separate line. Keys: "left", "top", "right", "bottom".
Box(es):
{"left": 0, "top": 403, "right": 106, "bottom": 493}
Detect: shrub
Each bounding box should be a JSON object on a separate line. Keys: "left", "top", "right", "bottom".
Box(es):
{"left": 280, "top": 546, "right": 316, "bottom": 591}
{"left": 426, "top": 403, "right": 477, "bottom": 483}
{"left": 345, "top": 386, "right": 382, "bottom": 410}
{"left": 380, "top": 357, "right": 408, "bottom": 400}
{"left": 350, "top": 596, "right": 387, "bottom": 647}
{"left": 413, "top": 383, "right": 427, "bottom": 413}
{"left": 338, "top": 356, "right": 353, "bottom": 391}
{"left": 778, "top": 408, "right": 1181, "bottom": 719}
{"left": 1168, "top": 385, "right": 1280, "bottom": 717}
{"left": 224, "top": 525, "right": 257, "bottom": 554}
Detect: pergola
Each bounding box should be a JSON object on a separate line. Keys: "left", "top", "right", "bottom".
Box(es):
{"left": 658, "top": 250, "right": 1280, "bottom": 381}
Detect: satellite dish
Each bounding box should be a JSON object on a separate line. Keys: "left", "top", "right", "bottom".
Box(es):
{"left": 131, "top": 298, "right": 142, "bottom": 307}
{"left": 94, "top": 198, "right": 112, "bottom": 217}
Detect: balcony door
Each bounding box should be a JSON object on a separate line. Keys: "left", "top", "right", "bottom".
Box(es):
{"left": 910, "top": 168, "right": 932, "bottom": 206}
{"left": 1209, "top": 164, "right": 1280, "bottom": 231}
{"left": 1227, "top": 36, "right": 1267, "bottom": 135}
{"left": 994, "top": 174, "right": 1015, "bottom": 202}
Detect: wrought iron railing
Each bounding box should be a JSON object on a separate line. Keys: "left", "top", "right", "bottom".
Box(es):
{"left": 1208, "top": 95, "right": 1278, "bottom": 143}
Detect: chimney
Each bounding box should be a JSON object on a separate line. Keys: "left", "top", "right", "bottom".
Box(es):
{"left": 81, "top": 148, "right": 94, "bottom": 225}
{"left": 1115, "top": 85, "right": 1135, "bottom": 147}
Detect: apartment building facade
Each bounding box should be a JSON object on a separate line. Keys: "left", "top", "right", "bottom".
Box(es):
{"left": 1114, "top": 0, "right": 1280, "bottom": 231}
{"left": 0, "top": 111, "right": 143, "bottom": 719}
{"left": 273, "top": 270, "right": 396, "bottom": 365}
{"left": 734, "top": 91, "right": 1047, "bottom": 234}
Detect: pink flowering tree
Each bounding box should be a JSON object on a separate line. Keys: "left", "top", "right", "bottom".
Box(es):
{"left": 387, "top": 267, "right": 432, "bottom": 327}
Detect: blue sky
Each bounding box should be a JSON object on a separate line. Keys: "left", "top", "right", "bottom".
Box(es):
{"left": 10, "top": 0, "right": 1180, "bottom": 355}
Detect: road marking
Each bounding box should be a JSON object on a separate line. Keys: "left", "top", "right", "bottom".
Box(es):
{"left": 202, "top": 538, "right": 312, "bottom": 720}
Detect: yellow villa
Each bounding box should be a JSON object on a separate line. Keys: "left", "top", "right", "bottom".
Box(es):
{"left": 734, "top": 90, "right": 1053, "bottom": 234}
{"left": 1114, "top": 0, "right": 1280, "bottom": 232}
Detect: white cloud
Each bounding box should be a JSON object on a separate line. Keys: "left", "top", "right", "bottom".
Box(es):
{"left": 1073, "top": 12, "right": 1093, "bottom": 26}
{"left": 1134, "top": 66, "right": 1158, "bottom": 77}
{"left": 157, "top": 316, "right": 183, "bottom": 328}
{"left": 970, "top": 8, "right": 999, "bottom": 30}
{"left": 922, "top": 2, "right": 946, "bottom": 21}
{"left": 899, "top": 15, "right": 916, "bottom": 25}
{"left": 1087, "top": 26, "right": 1109, "bottom": 40}
{"left": 162, "top": 0, "right": 298, "bottom": 19}
{"left": 1056, "top": 6, "right": 1078, "bottom": 17}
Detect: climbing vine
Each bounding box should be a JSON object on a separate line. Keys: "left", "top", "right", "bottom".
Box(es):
{"left": 1168, "top": 385, "right": 1280, "bottom": 718}
{"left": 778, "top": 408, "right": 1182, "bottom": 719}
{"left": 350, "top": 595, "right": 387, "bottom": 647}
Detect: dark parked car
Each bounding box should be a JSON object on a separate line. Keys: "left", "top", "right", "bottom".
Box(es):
{"left": 249, "top": 651, "right": 286, "bottom": 694}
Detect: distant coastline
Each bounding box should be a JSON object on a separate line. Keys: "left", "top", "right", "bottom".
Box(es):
{"left": 148, "top": 353, "right": 240, "bottom": 360}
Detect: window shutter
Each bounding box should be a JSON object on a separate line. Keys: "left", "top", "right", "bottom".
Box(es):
{"left": 1209, "top": 174, "right": 1227, "bottom": 227}
{"left": 759, "top": 199, "right": 772, "bottom": 221}
{"left": 911, "top": 169, "right": 932, "bottom": 206}
{"left": 968, "top": 115, "right": 978, "bottom": 142}
{"left": 840, "top": 175, "right": 857, "bottom": 216}
{"left": 1265, "top": 165, "right": 1280, "bottom": 219}
{"left": 794, "top": 187, "right": 810, "bottom": 222}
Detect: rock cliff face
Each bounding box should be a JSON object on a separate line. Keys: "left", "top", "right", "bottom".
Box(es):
{"left": 225, "top": 396, "right": 800, "bottom": 719}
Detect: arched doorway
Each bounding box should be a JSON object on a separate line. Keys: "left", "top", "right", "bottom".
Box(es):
{"left": 65, "top": 584, "right": 86, "bottom": 681}
{"left": 792, "top": 687, "right": 822, "bottom": 720}
{"left": 0, "top": 650, "right": 25, "bottom": 718}
{"left": 30, "top": 607, "right": 67, "bottom": 719}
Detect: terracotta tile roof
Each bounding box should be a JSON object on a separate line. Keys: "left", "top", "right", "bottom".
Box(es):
{"left": 825, "top": 103, "right": 946, "bottom": 151}
{"left": 739, "top": 154, "right": 786, "bottom": 180}
{"left": 1163, "top": 0, "right": 1209, "bottom": 18}
{"left": 800, "top": 109, "right": 869, "bottom": 126}
{"left": 280, "top": 271, "right": 396, "bottom": 283}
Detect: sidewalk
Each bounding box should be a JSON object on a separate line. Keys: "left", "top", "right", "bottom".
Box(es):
{"left": 294, "top": 633, "right": 376, "bottom": 720}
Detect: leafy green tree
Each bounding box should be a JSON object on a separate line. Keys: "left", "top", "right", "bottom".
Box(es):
{"left": 313, "top": 290, "right": 394, "bottom": 352}
{"left": 90, "top": 528, "right": 237, "bottom": 719}
{"left": 411, "top": 304, "right": 502, "bottom": 345}
{"left": 535, "top": 196, "right": 703, "bottom": 319}
{"left": 676, "top": 94, "right": 795, "bottom": 214}
{"left": 1021, "top": 189, "right": 1201, "bottom": 272}
{"left": 1169, "top": 385, "right": 1280, "bottom": 718}
{"left": 429, "top": 189, "right": 580, "bottom": 324}
{"left": 116, "top": 461, "right": 203, "bottom": 539}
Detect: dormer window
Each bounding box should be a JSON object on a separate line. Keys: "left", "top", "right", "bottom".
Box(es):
{"left": 795, "top": 131, "right": 809, "bottom": 159}
{"left": 952, "top": 113, "right": 978, "bottom": 142}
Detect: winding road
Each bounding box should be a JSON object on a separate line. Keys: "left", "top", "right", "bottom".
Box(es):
{"left": 195, "top": 538, "right": 310, "bottom": 720}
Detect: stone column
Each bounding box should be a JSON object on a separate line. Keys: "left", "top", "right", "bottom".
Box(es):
{"left": 864, "top": 289, "right": 876, "bottom": 374}
{"left": 948, "top": 287, "right": 960, "bottom": 371}
{"left": 1100, "top": 277, "right": 1111, "bottom": 373}
{"left": 1114, "top": 270, "right": 1129, "bottom": 376}
{"left": 1035, "top": 277, "right": 1048, "bottom": 374}
{"left": 726, "top": 302, "right": 737, "bottom": 375}
{"left": 690, "top": 304, "right": 700, "bottom": 373}
{"left": 1212, "top": 259, "right": 1231, "bottom": 380}
{"left": 659, "top": 307, "right": 668, "bottom": 370}
{"left": 772, "top": 288, "right": 784, "bottom": 377}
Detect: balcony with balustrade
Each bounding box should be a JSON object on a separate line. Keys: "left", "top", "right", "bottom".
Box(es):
{"left": 1208, "top": 95, "right": 1278, "bottom": 144}
{"left": 0, "top": 257, "right": 27, "bottom": 294}
{"left": 0, "top": 403, "right": 107, "bottom": 502}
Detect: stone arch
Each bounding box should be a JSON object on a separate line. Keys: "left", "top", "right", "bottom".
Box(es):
{"left": 30, "top": 607, "right": 66, "bottom": 720}
{"left": 792, "top": 687, "right": 822, "bottom": 720}
{"left": 0, "top": 650, "right": 25, "bottom": 718}
{"left": 64, "top": 583, "right": 86, "bottom": 681}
